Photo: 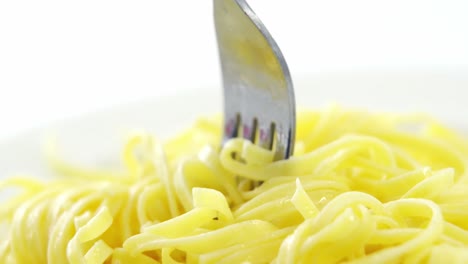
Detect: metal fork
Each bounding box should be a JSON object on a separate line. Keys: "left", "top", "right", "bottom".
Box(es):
{"left": 214, "top": 0, "right": 296, "bottom": 160}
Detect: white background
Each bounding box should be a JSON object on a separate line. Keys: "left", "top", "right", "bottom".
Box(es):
{"left": 1, "top": 0, "right": 468, "bottom": 140}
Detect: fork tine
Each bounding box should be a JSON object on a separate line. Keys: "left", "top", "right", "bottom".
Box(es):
{"left": 223, "top": 113, "right": 240, "bottom": 141}
{"left": 257, "top": 122, "right": 275, "bottom": 150}
{"left": 241, "top": 117, "right": 258, "bottom": 143}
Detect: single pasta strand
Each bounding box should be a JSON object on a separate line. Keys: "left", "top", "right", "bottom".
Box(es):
{"left": 199, "top": 227, "right": 294, "bottom": 264}
{"left": 153, "top": 141, "right": 181, "bottom": 218}
{"left": 402, "top": 168, "right": 454, "bottom": 199}
{"left": 291, "top": 179, "right": 319, "bottom": 219}
{"left": 111, "top": 248, "right": 161, "bottom": 264}
{"left": 123, "top": 220, "right": 278, "bottom": 255}
{"left": 142, "top": 208, "right": 218, "bottom": 237}
{"left": 76, "top": 206, "right": 113, "bottom": 243}
{"left": 83, "top": 240, "right": 113, "bottom": 264}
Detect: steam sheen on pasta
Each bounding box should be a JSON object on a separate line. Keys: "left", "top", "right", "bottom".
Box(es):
{"left": 2, "top": 106, "right": 468, "bottom": 263}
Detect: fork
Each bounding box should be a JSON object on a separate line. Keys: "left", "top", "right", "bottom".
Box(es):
{"left": 214, "top": 0, "right": 296, "bottom": 160}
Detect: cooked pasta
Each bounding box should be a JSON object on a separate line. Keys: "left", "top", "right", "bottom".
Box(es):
{"left": 2, "top": 106, "right": 468, "bottom": 263}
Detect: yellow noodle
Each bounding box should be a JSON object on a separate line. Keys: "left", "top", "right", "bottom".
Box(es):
{"left": 2, "top": 106, "right": 468, "bottom": 263}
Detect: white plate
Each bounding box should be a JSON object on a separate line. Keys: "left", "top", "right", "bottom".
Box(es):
{"left": 1, "top": 71, "right": 468, "bottom": 180}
